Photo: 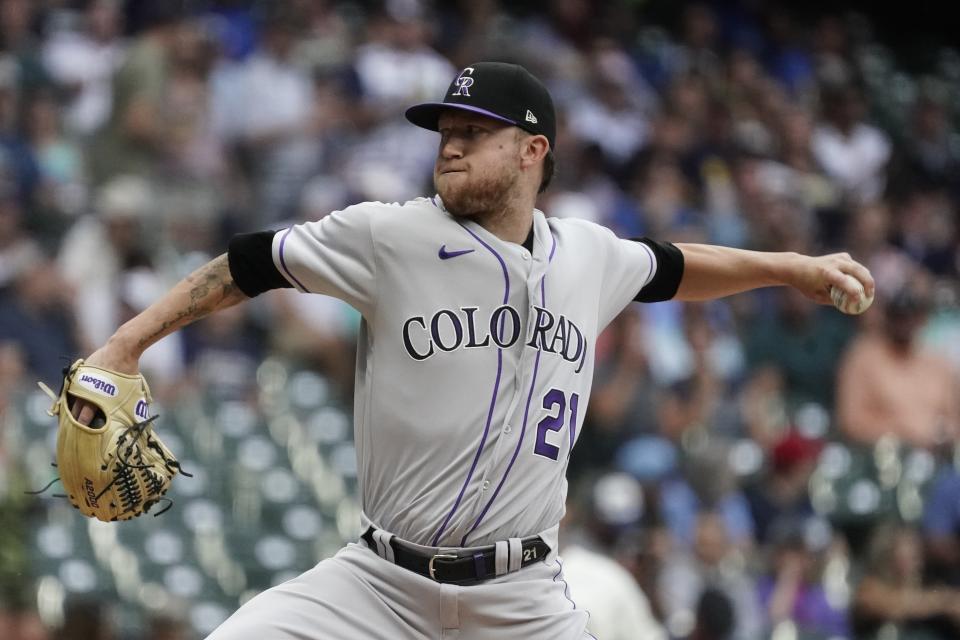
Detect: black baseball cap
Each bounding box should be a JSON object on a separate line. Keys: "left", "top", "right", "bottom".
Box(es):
{"left": 405, "top": 62, "right": 556, "bottom": 149}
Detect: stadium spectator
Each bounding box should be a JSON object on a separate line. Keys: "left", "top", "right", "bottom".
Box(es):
{"left": 658, "top": 444, "right": 755, "bottom": 549}
{"left": 0, "top": 188, "right": 39, "bottom": 287}
{"left": 674, "top": 4, "right": 723, "bottom": 81}
{"left": 658, "top": 510, "right": 762, "bottom": 640}
{"left": 846, "top": 201, "right": 900, "bottom": 269}
{"left": 0, "top": 247, "right": 79, "bottom": 384}
{"left": 182, "top": 301, "right": 264, "bottom": 399}
{"left": 0, "top": 55, "right": 41, "bottom": 207}
{"left": 653, "top": 303, "right": 743, "bottom": 440}
{"left": 688, "top": 587, "right": 735, "bottom": 640}
{"left": 58, "top": 175, "right": 153, "bottom": 350}
{"left": 218, "top": 6, "right": 318, "bottom": 223}
{"left": 87, "top": 0, "right": 185, "bottom": 185}
{"left": 562, "top": 472, "right": 666, "bottom": 640}
{"left": 629, "top": 153, "right": 700, "bottom": 241}
{"left": 745, "top": 431, "right": 822, "bottom": 545}
{"left": 0, "top": 0, "right": 49, "bottom": 93}
{"left": 890, "top": 90, "right": 960, "bottom": 194}
{"left": 852, "top": 523, "right": 960, "bottom": 638}
{"left": 837, "top": 279, "right": 960, "bottom": 448}
{"left": 567, "top": 43, "right": 655, "bottom": 166}
{"left": 811, "top": 83, "right": 891, "bottom": 204}
{"left": 25, "top": 91, "right": 86, "bottom": 225}
{"left": 756, "top": 516, "right": 849, "bottom": 637}
{"left": 353, "top": 7, "right": 453, "bottom": 113}
{"left": 582, "top": 307, "right": 658, "bottom": 472}
{"left": 745, "top": 286, "right": 855, "bottom": 410}
{"left": 346, "top": 6, "right": 455, "bottom": 200}
{"left": 922, "top": 463, "right": 960, "bottom": 587}
{"left": 290, "top": 0, "right": 352, "bottom": 72}
{"left": 41, "top": 0, "right": 125, "bottom": 137}
{"left": 893, "top": 188, "right": 958, "bottom": 278}
{"left": 162, "top": 20, "right": 226, "bottom": 184}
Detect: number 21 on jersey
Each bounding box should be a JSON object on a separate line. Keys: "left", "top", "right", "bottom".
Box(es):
{"left": 533, "top": 388, "right": 579, "bottom": 461}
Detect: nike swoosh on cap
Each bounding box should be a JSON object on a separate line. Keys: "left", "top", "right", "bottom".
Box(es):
{"left": 439, "top": 245, "right": 475, "bottom": 260}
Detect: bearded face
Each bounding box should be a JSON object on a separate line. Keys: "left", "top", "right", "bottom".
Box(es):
{"left": 435, "top": 156, "right": 519, "bottom": 219}
{"left": 433, "top": 111, "right": 524, "bottom": 219}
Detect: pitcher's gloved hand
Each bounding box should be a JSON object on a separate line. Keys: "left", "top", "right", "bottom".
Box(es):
{"left": 38, "top": 359, "right": 189, "bottom": 521}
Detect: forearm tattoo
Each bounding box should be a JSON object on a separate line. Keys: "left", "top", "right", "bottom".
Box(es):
{"left": 137, "top": 254, "right": 244, "bottom": 350}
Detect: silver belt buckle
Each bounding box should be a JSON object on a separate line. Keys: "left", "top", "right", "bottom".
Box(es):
{"left": 428, "top": 553, "right": 458, "bottom": 581}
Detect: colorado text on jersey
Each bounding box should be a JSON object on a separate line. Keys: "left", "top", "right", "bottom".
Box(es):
{"left": 401, "top": 304, "right": 588, "bottom": 373}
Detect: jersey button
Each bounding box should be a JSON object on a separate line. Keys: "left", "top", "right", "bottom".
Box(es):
{"left": 504, "top": 425, "right": 512, "bottom": 433}
{"left": 482, "top": 480, "right": 490, "bottom": 491}
{"left": 521, "top": 251, "right": 530, "bottom": 261}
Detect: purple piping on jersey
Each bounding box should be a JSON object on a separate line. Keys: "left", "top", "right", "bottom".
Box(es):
{"left": 429, "top": 221, "right": 510, "bottom": 546}
{"left": 458, "top": 346, "right": 541, "bottom": 547}
{"left": 277, "top": 227, "right": 309, "bottom": 292}
{"left": 553, "top": 559, "right": 598, "bottom": 639}
{"left": 460, "top": 231, "right": 557, "bottom": 546}
{"left": 552, "top": 559, "right": 576, "bottom": 609}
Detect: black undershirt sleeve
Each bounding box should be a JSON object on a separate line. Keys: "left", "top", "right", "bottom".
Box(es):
{"left": 227, "top": 231, "right": 294, "bottom": 298}
{"left": 632, "top": 238, "right": 685, "bottom": 302}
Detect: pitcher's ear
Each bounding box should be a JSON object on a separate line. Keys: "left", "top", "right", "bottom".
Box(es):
{"left": 519, "top": 133, "right": 549, "bottom": 169}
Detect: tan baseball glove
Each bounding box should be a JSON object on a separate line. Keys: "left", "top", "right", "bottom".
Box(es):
{"left": 37, "top": 359, "right": 189, "bottom": 521}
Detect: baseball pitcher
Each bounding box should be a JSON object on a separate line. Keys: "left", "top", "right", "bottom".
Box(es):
{"left": 68, "top": 62, "right": 874, "bottom": 638}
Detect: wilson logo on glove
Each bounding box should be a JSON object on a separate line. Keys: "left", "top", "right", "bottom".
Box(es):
{"left": 77, "top": 373, "right": 118, "bottom": 397}
{"left": 30, "top": 359, "right": 191, "bottom": 522}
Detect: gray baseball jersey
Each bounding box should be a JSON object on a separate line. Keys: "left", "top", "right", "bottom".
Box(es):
{"left": 271, "top": 195, "right": 659, "bottom": 548}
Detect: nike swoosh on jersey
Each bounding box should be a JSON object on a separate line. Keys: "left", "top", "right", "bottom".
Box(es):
{"left": 438, "top": 245, "right": 475, "bottom": 260}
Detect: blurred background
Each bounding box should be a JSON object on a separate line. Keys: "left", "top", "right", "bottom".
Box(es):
{"left": 0, "top": 0, "right": 959, "bottom": 638}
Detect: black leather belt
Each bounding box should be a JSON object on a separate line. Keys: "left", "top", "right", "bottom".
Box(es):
{"left": 361, "top": 526, "right": 550, "bottom": 585}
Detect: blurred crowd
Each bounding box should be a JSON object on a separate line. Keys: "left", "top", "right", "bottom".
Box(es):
{"left": 1, "top": 0, "right": 959, "bottom": 638}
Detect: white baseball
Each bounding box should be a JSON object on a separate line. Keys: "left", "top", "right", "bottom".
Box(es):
{"left": 830, "top": 282, "right": 874, "bottom": 315}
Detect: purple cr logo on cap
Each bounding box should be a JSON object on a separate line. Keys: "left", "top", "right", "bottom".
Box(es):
{"left": 453, "top": 67, "right": 475, "bottom": 97}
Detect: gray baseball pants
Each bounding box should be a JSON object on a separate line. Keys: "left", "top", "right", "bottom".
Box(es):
{"left": 205, "top": 540, "right": 591, "bottom": 639}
